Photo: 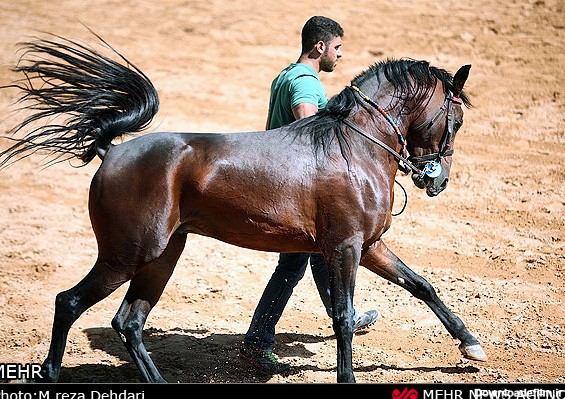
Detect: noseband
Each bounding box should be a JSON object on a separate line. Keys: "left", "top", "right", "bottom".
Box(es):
{"left": 407, "top": 91, "right": 461, "bottom": 177}
{"left": 346, "top": 85, "right": 461, "bottom": 178}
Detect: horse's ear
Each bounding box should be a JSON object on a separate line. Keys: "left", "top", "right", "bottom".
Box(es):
{"left": 452, "top": 64, "right": 471, "bottom": 97}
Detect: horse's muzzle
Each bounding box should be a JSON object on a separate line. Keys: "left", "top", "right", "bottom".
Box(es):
{"left": 426, "top": 177, "right": 448, "bottom": 197}
{"left": 411, "top": 172, "right": 449, "bottom": 197}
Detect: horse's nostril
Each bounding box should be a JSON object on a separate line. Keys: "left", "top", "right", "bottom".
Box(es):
{"left": 440, "top": 178, "right": 449, "bottom": 190}
{"left": 428, "top": 177, "right": 449, "bottom": 197}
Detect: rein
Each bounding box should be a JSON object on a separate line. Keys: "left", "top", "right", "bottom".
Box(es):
{"left": 342, "top": 118, "right": 420, "bottom": 174}
{"left": 347, "top": 85, "right": 421, "bottom": 175}
{"left": 342, "top": 118, "right": 414, "bottom": 216}
{"left": 350, "top": 85, "right": 408, "bottom": 158}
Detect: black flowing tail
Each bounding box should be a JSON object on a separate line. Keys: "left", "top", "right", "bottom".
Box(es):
{"left": 0, "top": 31, "right": 159, "bottom": 168}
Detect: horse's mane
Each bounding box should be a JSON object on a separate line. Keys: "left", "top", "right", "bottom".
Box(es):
{"left": 293, "top": 58, "right": 471, "bottom": 164}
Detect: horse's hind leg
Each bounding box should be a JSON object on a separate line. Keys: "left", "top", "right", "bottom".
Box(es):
{"left": 360, "top": 240, "right": 487, "bottom": 362}
{"left": 38, "top": 261, "right": 134, "bottom": 382}
{"left": 112, "top": 233, "right": 187, "bottom": 383}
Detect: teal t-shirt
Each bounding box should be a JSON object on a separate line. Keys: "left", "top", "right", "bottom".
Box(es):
{"left": 267, "top": 63, "right": 327, "bottom": 129}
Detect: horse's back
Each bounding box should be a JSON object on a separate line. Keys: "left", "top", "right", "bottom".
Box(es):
{"left": 88, "top": 131, "right": 323, "bottom": 256}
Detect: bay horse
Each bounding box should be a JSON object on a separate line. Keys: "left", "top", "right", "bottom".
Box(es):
{"left": 0, "top": 33, "right": 487, "bottom": 383}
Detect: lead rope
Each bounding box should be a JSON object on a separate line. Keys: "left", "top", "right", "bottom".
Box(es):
{"left": 393, "top": 179, "right": 408, "bottom": 216}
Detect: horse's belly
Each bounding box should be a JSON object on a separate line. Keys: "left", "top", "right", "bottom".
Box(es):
{"left": 180, "top": 212, "right": 318, "bottom": 253}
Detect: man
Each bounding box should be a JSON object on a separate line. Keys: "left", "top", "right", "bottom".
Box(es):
{"left": 239, "top": 16, "right": 379, "bottom": 375}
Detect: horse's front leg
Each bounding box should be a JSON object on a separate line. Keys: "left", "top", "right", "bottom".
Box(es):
{"left": 326, "top": 239, "right": 362, "bottom": 383}
{"left": 360, "top": 240, "right": 487, "bottom": 362}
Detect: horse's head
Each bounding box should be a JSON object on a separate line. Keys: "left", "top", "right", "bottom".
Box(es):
{"left": 407, "top": 64, "right": 471, "bottom": 197}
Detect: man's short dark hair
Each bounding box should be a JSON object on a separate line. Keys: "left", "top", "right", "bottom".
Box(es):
{"left": 301, "top": 16, "right": 344, "bottom": 53}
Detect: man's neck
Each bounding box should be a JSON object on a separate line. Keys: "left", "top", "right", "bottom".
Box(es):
{"left": 296, "top": 54, "right": 321, "bottom": 73}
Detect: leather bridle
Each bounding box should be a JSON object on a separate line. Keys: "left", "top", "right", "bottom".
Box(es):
{"left": 346, "top": 85, "right": 461, "bottom": 178}
{"left": 407, "top": 91, "right": 461, "bottom": 170}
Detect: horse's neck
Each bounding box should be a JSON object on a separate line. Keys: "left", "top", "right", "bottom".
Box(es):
{"left": 354, "top": 87, "right": 411, "bottom": 145}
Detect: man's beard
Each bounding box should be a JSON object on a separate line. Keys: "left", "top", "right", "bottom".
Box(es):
{"left": 320, "top": 53, "right": 336, "bottom": 72}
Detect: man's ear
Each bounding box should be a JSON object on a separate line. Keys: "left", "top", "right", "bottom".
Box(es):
{"left": 315, "top": 40, "right": 325, "bottom": 55}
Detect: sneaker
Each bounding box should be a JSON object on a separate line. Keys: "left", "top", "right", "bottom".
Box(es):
{"left": 353, "top": 309, "right": 379, "bottom": 334}
{"left": 239, "top": 343, "right": 290, "bottom": 374}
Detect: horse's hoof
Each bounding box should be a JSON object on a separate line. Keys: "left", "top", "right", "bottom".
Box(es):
{"left": 459, "top": 343, "right": 488, "bottom": 362}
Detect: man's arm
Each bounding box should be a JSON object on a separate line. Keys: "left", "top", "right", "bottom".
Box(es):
{"left": 291, "top": 102, "right": 319, "bottom": 120}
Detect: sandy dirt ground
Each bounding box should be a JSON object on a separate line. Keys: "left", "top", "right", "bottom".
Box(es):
{"left": 0, "top": 0, "right": 563, "bottom": 385}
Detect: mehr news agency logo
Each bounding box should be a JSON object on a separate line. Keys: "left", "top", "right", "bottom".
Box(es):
{"left": 0, "top": 363, "right": 41, "bottom": 381}
{"left": 392, "top": 386, "right": 565, "bottom": 399}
